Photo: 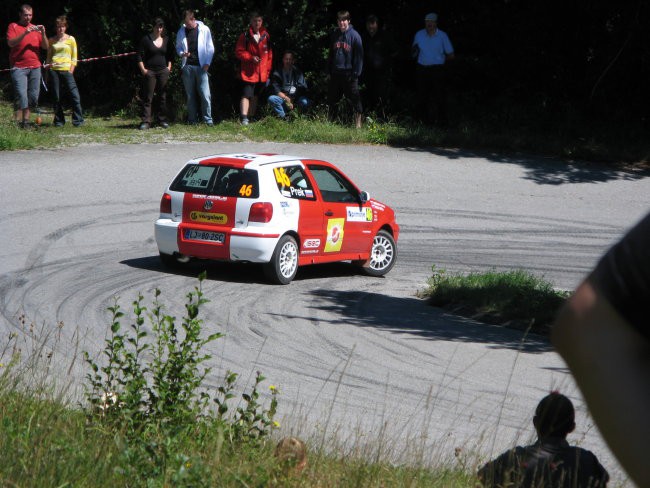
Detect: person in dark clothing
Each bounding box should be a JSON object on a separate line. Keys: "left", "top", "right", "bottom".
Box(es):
{"left": 553, "top": 211, "right": 650, "bottom": 488}
{"left": 136, "top": 18, "right": 173, "bottom": 129}
{"left": 477, "top": 392, "right": 609, "bottom": 488}
{"left": 361, "top": 14, "right": 397, "bottom": 116}
{"left": 267, "top": 51, "right": 309, "bottom": 120}
{"left": 327, "top": 10, "right": 363, "bottom": 128}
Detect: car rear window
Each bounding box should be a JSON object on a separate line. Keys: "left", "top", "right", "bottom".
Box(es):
{"left": 170, "top": 164, "right": 259, "bottom": 198}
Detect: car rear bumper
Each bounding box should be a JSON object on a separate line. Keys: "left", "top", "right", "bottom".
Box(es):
{"left": 155, "top": 219, "right": 180, "bottom": 255}
{"left": 155, "top": 218, "right": 280, "bottom": 263}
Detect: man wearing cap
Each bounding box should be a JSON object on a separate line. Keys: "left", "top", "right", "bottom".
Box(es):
{"left": 477, "top": 392, "right": 609, "bottom": 488}
{"left": 411, "top": 12, "right": 454, "bottom": 126}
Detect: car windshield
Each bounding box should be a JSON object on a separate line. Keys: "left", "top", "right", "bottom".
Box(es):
{"left": 170, "top": 164, "right": 259, "bottom": 198}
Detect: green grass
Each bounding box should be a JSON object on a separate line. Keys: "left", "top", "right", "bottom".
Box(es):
{"left": 0, "top": 389, "right": 477, "bottom": 487}
{"left": 420, "top": 266, "right": 570, "bottom": 335}
{"left": 3, "top": 100, "right": 649, "bottom": 166}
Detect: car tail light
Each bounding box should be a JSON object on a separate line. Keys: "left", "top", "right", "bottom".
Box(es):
{"left": 160, "top": 193, "right": 172, "bottom": 214}
{"left": 248, "top": 202, "right": 273, "bottom": 223}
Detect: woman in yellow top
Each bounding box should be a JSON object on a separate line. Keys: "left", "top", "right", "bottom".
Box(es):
{"left": 46, "top": 15, "right": 84, "bottom": 126}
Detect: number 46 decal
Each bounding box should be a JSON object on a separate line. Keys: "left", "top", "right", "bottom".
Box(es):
{"left": 238, "top": 184, "right": 253, "bottom": 197}
{"left": 273, "top": 167, "right": 291, "bottom": 187}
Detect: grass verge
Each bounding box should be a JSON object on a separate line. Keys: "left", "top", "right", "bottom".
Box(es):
{"left": 419, "top": 266, "right": 570, "bottom": 335}
{"left": 3, "top": 100, "right": 650, "bottom": 167}
{"left": 0, "top": 276, "right": 477, "bottom": 487}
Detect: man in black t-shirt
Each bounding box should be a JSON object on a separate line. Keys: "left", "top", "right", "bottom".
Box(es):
{"left": 553, "top": 211, "right": 650, "bottom": 488}
{"left": 478, "top": 392, "right": 609, "bottom": 488}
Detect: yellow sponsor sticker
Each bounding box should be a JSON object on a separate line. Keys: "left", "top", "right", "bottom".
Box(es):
{"left": 190, "top": 211, "right": 228, "bottom": 224}
{"left": 324, "top": 218, "right": 345, "bottom": 252}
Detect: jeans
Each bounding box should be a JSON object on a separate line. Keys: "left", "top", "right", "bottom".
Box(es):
{"left": 50, "top": 70, "right": 84, "bottom": 126}
{"left": 141, "top": 68, "right": 169, "bottom": 124}
{"left": 181, "top": 64, "right": 212, "bottom": 124}
{"left": 267, "top": 95, "right": 310, "bottom": 118}
{"left": 11, "top": 67, "right": 41, "bottom": 111}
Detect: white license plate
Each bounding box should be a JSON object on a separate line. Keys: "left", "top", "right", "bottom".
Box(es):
{"left": 184, "top": 229, "right": 225, "bottom": 243}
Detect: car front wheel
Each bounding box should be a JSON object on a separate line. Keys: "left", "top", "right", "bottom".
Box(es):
{"left": 363, "top": 230, "right": 397, "bottom": 277}
{"left": 263, "top": 235, "right": 299, "bottom": 284}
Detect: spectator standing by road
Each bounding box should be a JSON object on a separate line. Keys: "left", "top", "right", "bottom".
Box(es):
{"left": 361, "top": 14, "right": 397, "bottom": 116}
{"left": 327, "top": 10, "right": 364, "bottom": 129}
{"left": 235, "top": 12, "right": 273, "bottom": 126}
{"left": 176, "top": 10, "right": 215, "bottom": 126}
{"left": 552, "top": 211, "right": 650, "bottom": 488}
{"left": 137, "top": 18, "right": 173, "bottom": 130}
{"left": 267, "top": 51, "right": 309, "bottom": 120}
{"left": 46, "top": 15, "right": 84, "bottom": 127}
{"left": 412, "top": 12, "right": 454, "bottom": 126}
{"left": 6, "top": 4, "right": 48, "bottom": 128}
{"left": 477, "top": 392, "right": 609, "bottom": 488}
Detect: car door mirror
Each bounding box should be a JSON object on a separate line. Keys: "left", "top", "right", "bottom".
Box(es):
{"left": 359, "top": 190, "right": 370, "bottom": 203}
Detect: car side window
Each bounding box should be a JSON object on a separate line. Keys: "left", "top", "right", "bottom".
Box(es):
{"left": 273, "top": 165, "right": 315, "bottom": 200}
{"left": 308, "top": 165, "right": 359, "bottom": 203}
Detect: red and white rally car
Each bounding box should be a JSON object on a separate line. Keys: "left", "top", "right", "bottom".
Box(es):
{"left": 155, "top": 153, "right": 399, "bottom": 284}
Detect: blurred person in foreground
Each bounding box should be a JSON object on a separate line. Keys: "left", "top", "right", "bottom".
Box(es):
{"left": 553, "top": 211, "right": 650, "bottom": 488}
{"left": 46, "top": 15, "right": 84, "bottom": 127}
{"left": 477, "top": 392, "right": 609, "bottom": 487}
{"left": 6, "top": 3, "right": 48, "bottom": 128}
{"left": 275, "top": 436, "right": 307, "bottom": 476}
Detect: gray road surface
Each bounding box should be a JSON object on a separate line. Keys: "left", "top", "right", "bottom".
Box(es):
{"left": 2, "top": 142, "right": 649, "bottom": 485}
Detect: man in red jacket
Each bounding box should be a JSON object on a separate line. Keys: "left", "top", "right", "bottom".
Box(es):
{"left": 235, "top": 12, "right": 273, "bottom": 125}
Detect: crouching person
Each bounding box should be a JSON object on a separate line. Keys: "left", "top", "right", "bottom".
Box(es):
{"left": 267, "top": 51, "right": 309, "bottom": 120}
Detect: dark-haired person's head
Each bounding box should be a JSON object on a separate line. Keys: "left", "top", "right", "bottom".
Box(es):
{"left": 533, "top": 392, "right": 576, "bottom": 438}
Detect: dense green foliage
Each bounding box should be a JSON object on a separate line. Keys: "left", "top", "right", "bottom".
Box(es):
{"left": 2, "top": 1, "right": 649, "bottom": 149}
{"left": 422, "top": 266, "right": 570, "bottom": 335}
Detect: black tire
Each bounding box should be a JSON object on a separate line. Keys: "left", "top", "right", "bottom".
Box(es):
{"left": 263, "top": 235, "right": 299, "bottom": 284}
{"left": 362, "top": 230, "right": 397, "bottom": 277}
{"left": 159, "top": 252, "right": 186, "bottom": 268}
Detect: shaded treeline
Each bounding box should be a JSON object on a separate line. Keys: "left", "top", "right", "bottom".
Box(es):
{"left": 1, "top": 0, "right": 649, "bottom": 127}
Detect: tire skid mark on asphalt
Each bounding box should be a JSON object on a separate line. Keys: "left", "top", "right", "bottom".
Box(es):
{"left": 21, "top": 205, "right": 154, "bottom": 273}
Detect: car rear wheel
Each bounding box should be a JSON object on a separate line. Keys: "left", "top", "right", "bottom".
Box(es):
{"left": 263, "top": 235, "right": 299, "bottom": 284}
{"left": 362, "top": 230, "right": 397, "bottom": 277}
{"left": 159, "top": 252, "right": 188, "bottom": 268}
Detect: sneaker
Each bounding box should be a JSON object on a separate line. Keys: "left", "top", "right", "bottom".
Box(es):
{"left": 73, "top": 121, "right": 84, "bottom": 127}
{"left": 159, "top": 121, "right": 169, "bottom": 129}
{"left": 206, "top": 121, "right": 214, "bottom": 127}
{"left": 139, "top": 122, "right": 150, "bottom": 130}
{"left": 54, "top": 122, "right": 64, "bottom": 128}
{"left": 240, "top": 117, "right": 249, "bottom": 126}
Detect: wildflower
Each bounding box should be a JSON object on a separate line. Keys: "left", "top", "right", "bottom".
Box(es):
{"left": 273, "top": 420, "right": 281, "bottom": 428}
{"left": 269, "top": 385, "right": 277, "bottom": 392}
{"left": 185, "top": 461, "right": 192, "bottom": 469}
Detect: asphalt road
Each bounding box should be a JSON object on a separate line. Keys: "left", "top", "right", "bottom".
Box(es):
{"left": 2, "top": 141, "right": 649, "bottom": 484}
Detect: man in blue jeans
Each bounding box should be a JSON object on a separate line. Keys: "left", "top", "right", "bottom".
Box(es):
{"left": 6, "top": 4, "right": 49, "bottom": 128}
{"left": 176, "top": 10, "right": 215, "bottom": 126}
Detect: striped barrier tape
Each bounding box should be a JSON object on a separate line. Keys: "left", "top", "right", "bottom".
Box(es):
{"left": 0, "top": 51, "right": 137, "bottom": 73}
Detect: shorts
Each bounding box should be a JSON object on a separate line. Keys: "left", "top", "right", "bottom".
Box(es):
{"left": 241, "top": 81, "right": 266, "bottom": 98}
